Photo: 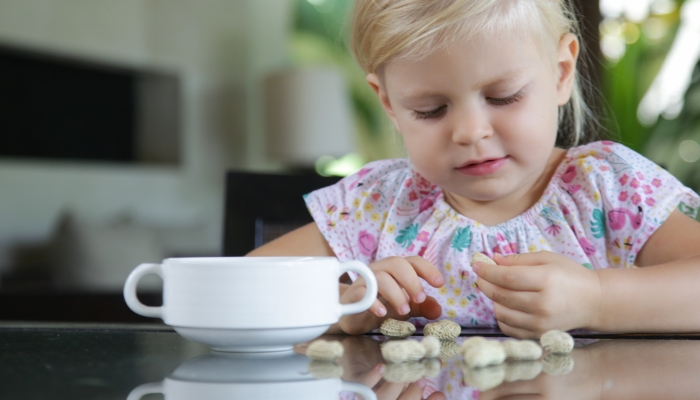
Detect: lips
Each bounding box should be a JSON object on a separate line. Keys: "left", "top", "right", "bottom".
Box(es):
{"left": 456, "top": 157, "right": 509, "bottom": 176}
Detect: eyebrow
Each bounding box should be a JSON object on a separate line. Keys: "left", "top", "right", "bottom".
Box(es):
{"left": 472, "top": 66, "right": 529, "bottom": 88}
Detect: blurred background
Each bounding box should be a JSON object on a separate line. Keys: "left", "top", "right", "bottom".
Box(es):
{"left": 0, "top": 0, "right": 697, "bottom": 320}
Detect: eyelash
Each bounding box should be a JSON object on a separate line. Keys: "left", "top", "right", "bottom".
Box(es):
{"left": 411, "top": 90, "right": 525, "bottom": 120}
{"left": 488, "top": 90, "right": 525, "bottom": 106}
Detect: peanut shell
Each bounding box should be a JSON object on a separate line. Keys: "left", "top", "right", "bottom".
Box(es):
{"left": 424, "top": 319, "right": 461, "bottom": 340}
{"left": 381, "top": 339, "right": 426, "bottom": 363}
{"left": 462, "top": 363, "right": 506, "bottom": 391}
{"left": 421, "top": 336, "right": 441, "bottom": 358}
{"left": 471, "top": 252, "right": 497, "bottom": 265}
{"left": 504, "top": 361, "right": 543, "bottom": 382}
{"left": 540, "top": 330, "right": 574, "bottom": 354}
{"left": 542, "top": 353, "right": 575, "bottom": 376}
{"left": 439, "top": 339, "right": 460, "bottom": 360}
{"left": 306, "top": 339, "right": 344, "bottom": 361}
{"left": 384, "top": 361, "right": 425, "bottom": 383}
{"left": 380, "top": 318, "right": 416, "bottom": 338}
{"left": 463, "top": 340, "right": 507, "bottom": 368}
{"left": 503, "top": 339, "right": 543, "bottom": 360}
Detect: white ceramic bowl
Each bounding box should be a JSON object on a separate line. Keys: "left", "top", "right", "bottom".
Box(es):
{"left": 173, "top": 326, "right": 330, "bottom": 353}
{"left": 124, "top": 257, "right": 378, "bottom": 352}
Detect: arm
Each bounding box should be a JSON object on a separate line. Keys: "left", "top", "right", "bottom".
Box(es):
{"left": 592, "top": 209, "right": 700, "bottom": 333}
{"left": 246, "top": 222, "right": 336, "bottom": 257}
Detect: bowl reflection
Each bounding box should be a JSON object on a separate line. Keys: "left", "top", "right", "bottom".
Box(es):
{"left": 128, "top": 350, "right": 376, "bottom": 400}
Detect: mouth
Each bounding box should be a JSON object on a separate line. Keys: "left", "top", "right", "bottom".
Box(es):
{"left": 456, "top": 157, "right": 509, "bottom": 176}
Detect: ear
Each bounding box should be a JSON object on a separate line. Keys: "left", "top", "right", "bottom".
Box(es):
{"left": 556, "top": 33, "right": 579, "bottom": 106}
{"left": 366, "top": 73, "right": 400, "bottom": 130}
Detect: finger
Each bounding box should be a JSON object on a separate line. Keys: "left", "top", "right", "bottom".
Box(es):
{"left": 494, "top": 251, "right": 555, "bottom": 267}
{"left": 474, "top": 263, "right": 544, "bottom": 291}
{"left": 376, "top": 271, "right": 413, "bottom": 316}
{"left": 409, "top": 295, "right": 442, "bottom": 320}
{"left": 351, "top": 363, "right": 386, "bottom": 390}
{"left": 493, "top": 302, "right": 537, "bottom": 332}
{"left": 496, "top": 319, "right": 539, "bottom": 339}
{"left": 374, "top": 257, "right": 427, "bottom": 304}
{"left": 427, "top": 393, "right": 447, "bottom": 400}
{"left": 375, "top": 381, "right": 409, "bottom": 400}
{"left": 343, "top": 283, "right": 388, "bottom": 318}
{"left": 397, "top": 381, "right": 426, "bottom": 400}
{"left": 405, "top": 256, "right": 446, "bottom": 288}
{"left": 476, "top": 278, "right": 540, "bottom": 313}
{"left": 370, "top": 298, "right": 388, "bottom": 318}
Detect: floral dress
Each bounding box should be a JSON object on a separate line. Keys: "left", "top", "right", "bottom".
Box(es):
{"left": 312, "top": 141, "right": 699, "bottom": 399}
{"left": 305, "top": 141, "right": 700, "bottom": 329}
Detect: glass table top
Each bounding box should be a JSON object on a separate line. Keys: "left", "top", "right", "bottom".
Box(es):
{"left": 2, "top": 322, "right": 700, "bottom": 400}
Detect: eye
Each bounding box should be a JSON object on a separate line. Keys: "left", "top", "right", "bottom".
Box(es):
{"left": 487, "top": 89, "right": 525, "bottom": 106}
{"left": 411, "top": 105, "right": 447, "bottom": 120}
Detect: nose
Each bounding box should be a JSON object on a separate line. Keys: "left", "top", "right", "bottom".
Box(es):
{"left": 451, "top": 104, "right": 493, "bottom": 146}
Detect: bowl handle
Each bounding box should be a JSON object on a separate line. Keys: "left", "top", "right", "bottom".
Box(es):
{"left": 123, "top": 263, "right": 164, "bottom": 318}
{"left": 126, "top": 381, "right": 164, "bottom": 400}
{"left": 341, "top": 380, "right": 377, "bottom": 400}
{"left": 338, "top": 260, "right": 378, "bottom": 316}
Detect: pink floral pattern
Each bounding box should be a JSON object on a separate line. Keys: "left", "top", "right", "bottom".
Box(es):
{"left": 305, "top": 142, "right": 700, "bottom": 328}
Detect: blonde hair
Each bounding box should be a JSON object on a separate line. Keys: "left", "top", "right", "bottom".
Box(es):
{"left": 351, "top": 0, "right": 597, "bottom": 147}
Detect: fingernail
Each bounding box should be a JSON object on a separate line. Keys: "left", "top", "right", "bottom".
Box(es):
{"left": 400, "top": 303, "right": 410, "bottom": 315}
{"left": 415, "top": 291, "right": 426, "bottom": 303}
{"left": 377, "top": 364, "right": 385, "bottom": 374}
{"left": 472, "top": 263, "right": 480, "bottom": 273}
{"left": 434, "top": 276, "right": 445, "bottom": 286}
{"left": 418, "top": 378, "right": 427, "bottom": 388}
{"left": 377, "top": 306, "right": 387, "bottom": 317}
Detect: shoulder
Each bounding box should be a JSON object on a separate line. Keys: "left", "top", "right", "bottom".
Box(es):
{"left": 557, "top": 141, "right": 671, "bottom": 191}
{"left": 563, "top": 141, "right": 659, "bottom": 174}
{"left": 323, "top": 158, "right": 441, "bottom": 202}
{"left": 552, "top": 141, "right": 700, "bottom": 266}
{"left": 338, "top": 158, "right": 414, "bottom": 192}
{"left": 303, "top": 158, "right": 440, "bottom": 262}
{"left": 304, "top": 159, "right": 413, "bottom": 204}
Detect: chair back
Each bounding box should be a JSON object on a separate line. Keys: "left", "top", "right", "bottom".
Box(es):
{"left": 222, "top": 171, "right": 340, "bottom": 256}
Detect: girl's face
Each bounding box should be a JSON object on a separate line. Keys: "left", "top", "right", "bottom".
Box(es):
{"left": 368, "top": 30, "right": 579, "bottom": 207}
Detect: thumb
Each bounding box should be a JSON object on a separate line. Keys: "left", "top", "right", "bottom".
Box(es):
{"left": 409, "top": 295, "right": 442, "bottom": 320}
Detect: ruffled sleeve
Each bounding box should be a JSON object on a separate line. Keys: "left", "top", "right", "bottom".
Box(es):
{"left": 304, "top": 159, "right": 416, "bottom": 264}
{"left": 562, "top": 141, "right": 700, "bottom": 267}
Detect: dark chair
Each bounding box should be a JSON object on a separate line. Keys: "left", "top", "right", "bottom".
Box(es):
{"left": 222, "top": 171, "right": 340, "bottom": 256}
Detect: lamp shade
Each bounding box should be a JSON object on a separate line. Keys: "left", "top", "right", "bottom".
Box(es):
{"left": 264, "top": 67, "right": 356, "bottom": 165}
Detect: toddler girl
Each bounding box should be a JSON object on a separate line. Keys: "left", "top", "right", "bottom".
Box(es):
{"left": 250, "top": 0, "right": 700, "bottom": 340}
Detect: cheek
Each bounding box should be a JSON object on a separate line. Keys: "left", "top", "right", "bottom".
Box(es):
{"left": 502, "top": 96, "right": 559, "bottom": 143}
{"left": 399, "top": 129, "right": 448, "bottom": 177}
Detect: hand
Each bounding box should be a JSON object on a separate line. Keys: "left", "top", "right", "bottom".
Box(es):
{"left": 473, "top": 251, "right": 601, "bottom": 338}
{"left": 338, "top": 256, "right": 444, "bottom": 335}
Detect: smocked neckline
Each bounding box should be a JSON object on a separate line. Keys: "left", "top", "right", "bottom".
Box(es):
{"left": 431, "top": 146, "right": 576, "bottom": 232}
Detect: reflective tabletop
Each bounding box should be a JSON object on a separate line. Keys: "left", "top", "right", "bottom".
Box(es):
{"left": 2, "top": 322, "right": 700, "bottom": 400}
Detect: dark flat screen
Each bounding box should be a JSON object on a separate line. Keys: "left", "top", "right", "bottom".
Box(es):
{"left": 0, "top": 47, "right": 136, "bottom": 162}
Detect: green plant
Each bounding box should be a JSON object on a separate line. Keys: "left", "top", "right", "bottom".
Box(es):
{"left": 291, "top": 0, "right": 400, "bottom": 163}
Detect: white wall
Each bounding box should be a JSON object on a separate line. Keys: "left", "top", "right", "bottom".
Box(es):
{"left": 0, "top": 0, "right": 295, "bottom": 273}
